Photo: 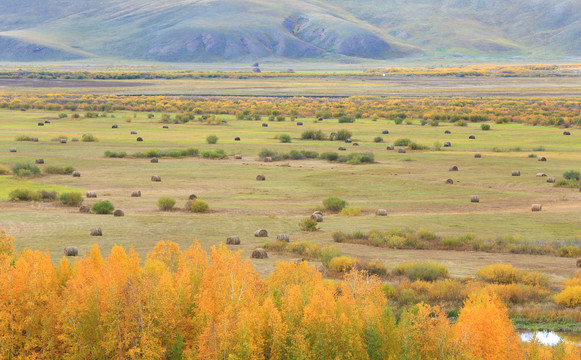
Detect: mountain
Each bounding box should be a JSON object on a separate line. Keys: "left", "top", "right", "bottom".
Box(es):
{"left": 0, "top": 0, "right": 580, "bottom": 63}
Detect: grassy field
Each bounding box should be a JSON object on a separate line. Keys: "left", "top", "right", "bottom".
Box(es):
{"left": 1, "top": 108, "right": 580, "bottom": 284}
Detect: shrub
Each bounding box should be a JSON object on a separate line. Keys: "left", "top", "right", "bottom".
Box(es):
{"left": 456, "top": 120, "right": 467, "bottom": 127}
{"left": 15, "top": 135, "right": 32, "bottom": 141}
{"left": 258, "top": 148, "right": 278, "bottom": 160}
{"left": 201, "top": 149, "right": 227, "bottom": 159}
{"left": 532, "top": 146, "right": 545, "bottom": 151}
{"left": 186, "top": 199, "right": 209, "bottom": 213}
{"left": 12, "top": 163, "right": 41, "bottom": 177}
{"left": 44, "top": 166, "right": 75, "bottom": 175}
{"left": 58, "top": 113, "right": 68, "bottom": 118}
{"left": 206, "top": 135, "right": 218, "bottom": 144}
{"left": 9, "top": 188, "right": 40, "bottom": 201}
{"left": 104, "top": 151, "right": 127, "bottom": 158}
{"left": 476, "top": 264, "right": 519, "bottom": 284}
{"left": 328, "top": 256, "right": 358, "bottom": 272}
{"left": 394, "top": 118, "right": 403, "bottom": 125}
{"left": 554, "top": 286, "right": 581, "bottom": 308}
{"left": 359, "top": 261, "right": 388, "bottom": 276}
{"left": 339, "top": 153, "right": 374, "bottom": 164}
{"left": 320, "top": 152, "right": 339, "bottom": 161}
{"left": 338, "top": 116, "right": 355, "bottom": 123}
{"left": 157, "top": 197, "right": 176, "bottom": 211}
{"left": 59, "top": 192, "right": 83, "bottom": 206}
{"left": 392, "top": 261, "right": 449, "bottom": 281}
{"left": 37, "top": 190, "right": 58, "bottom": 201}
{"left": 429, "top": 120, "right": 439, "bottom": 126}
{"left": 374, "top": 136, "right": 384, "bottom": 143}
{"left": 0, "top": 164, "right": 10, "bottom": 175}
{"left": 340, "top": 206, "right": 362, "bottom": 216}
{"left": 92, "top": 200, "right": 115, "bottom": 214}
{"left": 408, "top": 142, "right": 428, "bottom": 150}
{"left": 279, "top": 134, "right": 291, "bottom": 143}
{"left": 286, "top": 242, "right": 321, "bottom": 259}
{"left": 528, "top": 153, "right": 537, "bottom": 158}
{"left": 335, "top": 129, "right": 352, "bottom": 141}
{"left": 481, "top": 124, "right": 491, "bottom": 130}
{"left": 394, "top": 138, "right": 411, "bottom": 146}
{"left": 320, "top": 246, "right": 341, "bottom": 266}
{"left": 301, "top": 129, "right": 327, "bottom": 140}
{"left": 563, "top": 170, "right": 580, "bottom": 181}
{"left": 81, "top": 134, "right": 98, "bottom": 142}
{"left": 323, "top": 196, "right": 347, "bottom": 212}
{"left": 298, "top": 217, "right": 319, "bottom": 232}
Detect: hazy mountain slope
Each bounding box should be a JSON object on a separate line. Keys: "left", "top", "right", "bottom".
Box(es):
{"left": 0, "top": 0, "right": 580, "bottom": 62}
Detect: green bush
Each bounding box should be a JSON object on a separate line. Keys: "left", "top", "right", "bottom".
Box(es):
{"left": 394, "top": 118, "right": 403, "bottom": 125}
{"left": 59, "top": 192, "right": 83, "bottom": 206}
{"left": 323, "top": 196, "right": 347, "bottom": 212}
{"left": 339, "top": 153, "right": 374, "bottom": 164}
{"left": 279, "top": 134, "right": 292, "bottom": 143}
{"left": 12, "top": 163, "right": 41, "bottom": 177}
{"left": 374, "top": 136, "right": 384, "bottom": 143}
{"left": 258, "top": 148, "right": 278, "bottom": 160}
{"left": 206, "top": 135, "right": 218, "bottom": 144}
{"left": 157, "top": 197, "right": 176, "bottom": 211}
{"left": 9, "top": 188, "right": 40, "bottom": 201}
{"left": 92, "top": 200, "right": 115, "bottom": 214}
{"left": 320, "top": 246, "right": 341, "bottom": 266}
{"left": 328, "top": 256, "right": 358, "bottom": 272}
{"left": 481, "top": 124, "right": 491, "bottom": 130}
{"left": 201, "top": 149, "right": 227, "bottom": 159}
{"left": 338, "top": 116, "right": 355, "bottom": 123}
{"left": 532, "top": 146, "right": 545, "bottom": 151}
{"left": 15, "top": 135, "right": 32, "bottom": 141}
{"left": 186, "top": 199, "right": 209, "bottom": 213}
{"left": 104, "top": 151, "right": 127, "bottom": 158}
{"left": 81, "top": 134, "right": 98, "bottom": 142}
{"left": 392, "top": 261, "right": 449, "bottom": 281}
{"left": 298, "top": 217, "right": 319, "bottom": 232}
{"left": 456, "top": 120, "right": 467, "bottom": 127}
{"left": 408, "top": 142, "right": 428, "bottom": 150}
{"left": 335, "top": 129, "right": 352, "bottom": 141}
{"left": 44, "top": 166, "right": 75, "bottom": 175}
{"left": 320, "top": 152, "right": 339, "bottom": 161}
{"left": 301, "top": 129, "right": 327, "bottom": 140}
{"left": 0, "top": 164, "right": 10, "bottom": 175}
{"left": 394, "top": 138, "right": 412, "bottom": 146}
{"left": 563, "top": 170, "right": 580, "bottom": 181}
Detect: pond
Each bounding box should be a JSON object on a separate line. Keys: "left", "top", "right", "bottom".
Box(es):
{"left": 520, "top": 331, "right": 581, "bottom": 346}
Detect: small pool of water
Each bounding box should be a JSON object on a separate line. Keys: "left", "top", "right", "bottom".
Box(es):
{"left": 520, "top": 331, "right": 581, "bottom": 346}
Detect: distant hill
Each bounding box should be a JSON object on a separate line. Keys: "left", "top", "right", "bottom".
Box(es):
{"left": 0, "top": 0, "right": 580, "bottom": 63}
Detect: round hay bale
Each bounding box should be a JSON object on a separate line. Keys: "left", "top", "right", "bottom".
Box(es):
{"left": 64, "top": 247, "right": 78, "bottom": 256}
{"left": 59, "top": 139, "right": 67, "bottom": 144}
{"left": 254, "top": 229, "right": 268, "bottom": 237}
{"left": 38, "top": 122, "right": 44, "bottom": 126}
{"left": 256, "top": 174, "right": 266, "bottom": 181}
{"left": 538, "top": 156, "right": 547, "bottom": 162}
{"left": 264, "top": 157, "right": 273, "bottom": 162}
{"left": 297, "top": 122, "right": 303, "bottom": 126}
{"left": 382, "top": 130, "right": 389, "bottom": 134}
{"left": 547, "top": 177, "right": 556, "bottom": 183}
{"left": 536, "top": 173, "right": 547, "bottom": 177}
{"left": 131, "top": 131, "right": 137, "bottom": 135}
{"left": 188, "top": 194, "right": 197, "bottom": 200}
{"left": 35, "top": 159, "right": 44, "bottom": 164}
{"left": 72, "top": 171, "right": 81, "bottom": 177}
{"left": 226, "top": 236, "right": 240, "bottom": 245}
{"left": 151, "top": 175, "right": 161, "bottom": 182}
{"left": 443, "top": 142, "right": 451, "bottom": 147}
{"left": 290, "top": 258, "right": 304, "bottom": 264}
{"left": 512, "top": 170, "right": 521, "bottom": 176}
{"left": 311, "top": 213, "right": 323, "bottom": 222}
{"left": 353, "top": 143, "right": 359, "bottom": 146}
{"left": 376, "top": 209, "right": 388, "bottom": 216}
{"left": 136, "top": 137, "right": 143, "bottom": 142}
{"left": 90, "top": 228, "right": 102, "bottom": 236}
{"left": 444, "top": 130, "right": 451, "bottom": 134}
{"left": 449, "top": 165, "right": 458, "bottom": 171}
{"left": 9, "top": 148, "right": 16, "bottom": 152}
{"left": 235, "top": 154, "right": 242, "bottom": 159}
{"left": 163, "top": 125, "right": 169, "bottom": 129}
{"left": 318, "top": 117, "right": 323, "bottom": 121}
{"left": 79, "top": 205, "right": 91, "bottom": 213}
{"left": 531, "top": 204, "right": 542, "bottom": 212}
{"left": 86, "top": 191, "right": 97, "bottom": 198}
{"left": 338, "top": 146, "right": 347, "bottom": 151}
{"left": 277, "top": 234, "right": 290, "bottom": 242}
{"left": 446, "top": 178, "right": 454, "bottom": 184}
{"left": 563, "top": 131, "right": 571, "bottom": 135}
{"left": 345, "top": 139, "right": 352, "bottom": 143}
{"left": 113, "top": 209, "right": 124, "bottom": 217}
{"left": 262, "top": 123, "right": 268, "bottom": 127}
{"left": 234, "top": 137, "right": 241, "bottom": 141}
{"left": 386, "top": 145, "right": 394, "bottom": 150}
{"left": 131, "top": 190, "right": 141, "bottom": 197}
{"left": 112, "top": 124, "right": 118, "bottom": 129}
{"left": 474, "top": 153, "right": 481, "bottom": 158}
{"left": 312, "top": 210, "right": 323, "bottom": 216}
{"left": 470, "top": 195, "right": 480, "bottom": 203}
{"left": 577, "top": 258, "right": 581, "bottom": 267}
{"left": 31, "top": 137, "right": 38, "bottom": 142}
{"left": 150, "top": 158, "right": 159, "bottom": 163}
{"left": 251, "top": 248, "right": 268, "bottom": 259}
{"left": 44, "top": 120, "right": 50, "bottom": 124}
{"left": 469, "top": 135, "right": 476, "bottom": 139}
{"left": 398, "top": 148, "right": 407, "bottom": 153}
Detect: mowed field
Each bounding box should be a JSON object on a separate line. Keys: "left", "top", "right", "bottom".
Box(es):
{"left": 1, "top": 109, "right": 580, "bottom": 283}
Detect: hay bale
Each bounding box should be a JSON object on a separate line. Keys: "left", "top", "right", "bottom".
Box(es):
{"left": 251, "top": 248, "right": 268, "bottom": 259}
{"left": 538, "top": 156, "right": 547, "bottom": 162}
{"left": 536, "top": 173, "right": 547, "bottom": 177}
{"left": 547, "top": 177, "right": 556, "bottom": 183}
{"left": 469, "top": 135, "right": 476, "bottom": 139}
{"left": 563, "top": 131, "right": 571, "bottom": 135}
{"left": 398, "top": 148, "right": 407, "bottom": 153}
{"left": 189, "top": 194, "right": 197, "bottom": 200}
{"left": 353, "top": 143, "right": 359, "bottom": 146}
{"left": 59, "top": 139, "right": 67, "bottom": 144}
{"left": 345, "top": 139, "right": 352, "bottom": 143}
{"left": 131, "top": 190, "right": 141, "bottom": 197}
{"left": 444, "top": 130, "right": 451, "bottom": 134}
{"left": 235, "top": 154, "right": 242, "bottom": 159}
{"left": 35, "top": 159, "right": 44, "bottom": 164}
{"left": 31, "top": 137, "right": 38, "bottom": 142}
{"left": 297, "top": 122, "right": 303, "bottom": 126}
{"left": 226, "top": 236, "right": 240, "bottom": 245}
{"left": 79, "top": 205, "right": 91, "bottom": 213}
{"left": 338, "top": 146, "right": 347, "bottom": 151}
{"left": 386, "top": 145, "right": 394, "bottom": 150}
{"left": 449, "top": 165, "right": 458, "bottom": 171}
{"left": 86, "top": 191, "right": 97, "bottom": 198}
{"left": 150, "top": 158, "right": 159, "bottom": 163}
{"left": 90, "top": 228, "right": 102, "bottom": 236}
{"left": 113, "top": 209, "right": 124, "bottom": 217}
{"left": 256, "top": 174, "right": 266, "bottom": 181}
{"left": 313, "top": 210, "right": 323, "bottom": 216}
{"left": 376, "top": 209, "right": 388, "bottom": 216}
{"left": 470, "top": 195, "right": 480, "bottom": 203}
{"left": 474, "top": 153, "right": 481, "bottom": 158}
{"left": 318, "top": 117, "right": 323, "bottom": 121}
{"left": 136, "top": 137, "right": 143, "bottom": 142}
{"left": 262, "top": 123, "right": 268, "bottom": 127}
{"left": 446, "top": 178, "right": 454, "bottom": 184}
{"left": 38, "top": 122, "right": 44, "bottom": 126}
{"left": 444, "top": 142, "right": 451, "bottom": 147}
{"left": 44, "top": 120, "right": 50, "bottom": 124}
{"left": 254, "top": 229, "right": 268, "bottom": 237}
{"left": 112, "top": 124, "right": 118, "bottom": 129}
{"left": 9, "top": 148, "right": 16, "bottom": 152}
{"left": 512, "top": 170, "right": 521, "bottom": 176}
{"left": 577, "top": 258, "right": 581, "bottom": 267}
{"left": 311, "top": 213, "right": 323, "bottom": 222}
{"left": 531, "top": 204, "right": 542, "bottom": 212}
{"left": 234, "top": 137, "right": 241, "bottom": 141}
{"left": 72, "top": 171, "right": 81, "bottom": 177}
{"left": 64, "top": 247, "right": 78, "bottom": 256}
{"left": 290, "top": 258, "right": 304, "bottom": 264}
{"left": 163, "top": 125, "right": 169, "bottom": 129}
{"left": 264, "top": 157, "right": 273, "bottom": 162}
{"left": 131, "top": 131, "right": 137, "bottom": 135}
{"left": 277, "top": 233, "right": 290, "bottom": 242}
{"left": 382, "top": 130, "right": 389, "bottom": 134}
{"left": 151, "top": 175, "right": 161, "bottom": 182}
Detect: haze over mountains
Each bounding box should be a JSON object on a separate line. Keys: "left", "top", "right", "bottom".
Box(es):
{"left": 0, "top": 0, "right": 580, "bottom": 63}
